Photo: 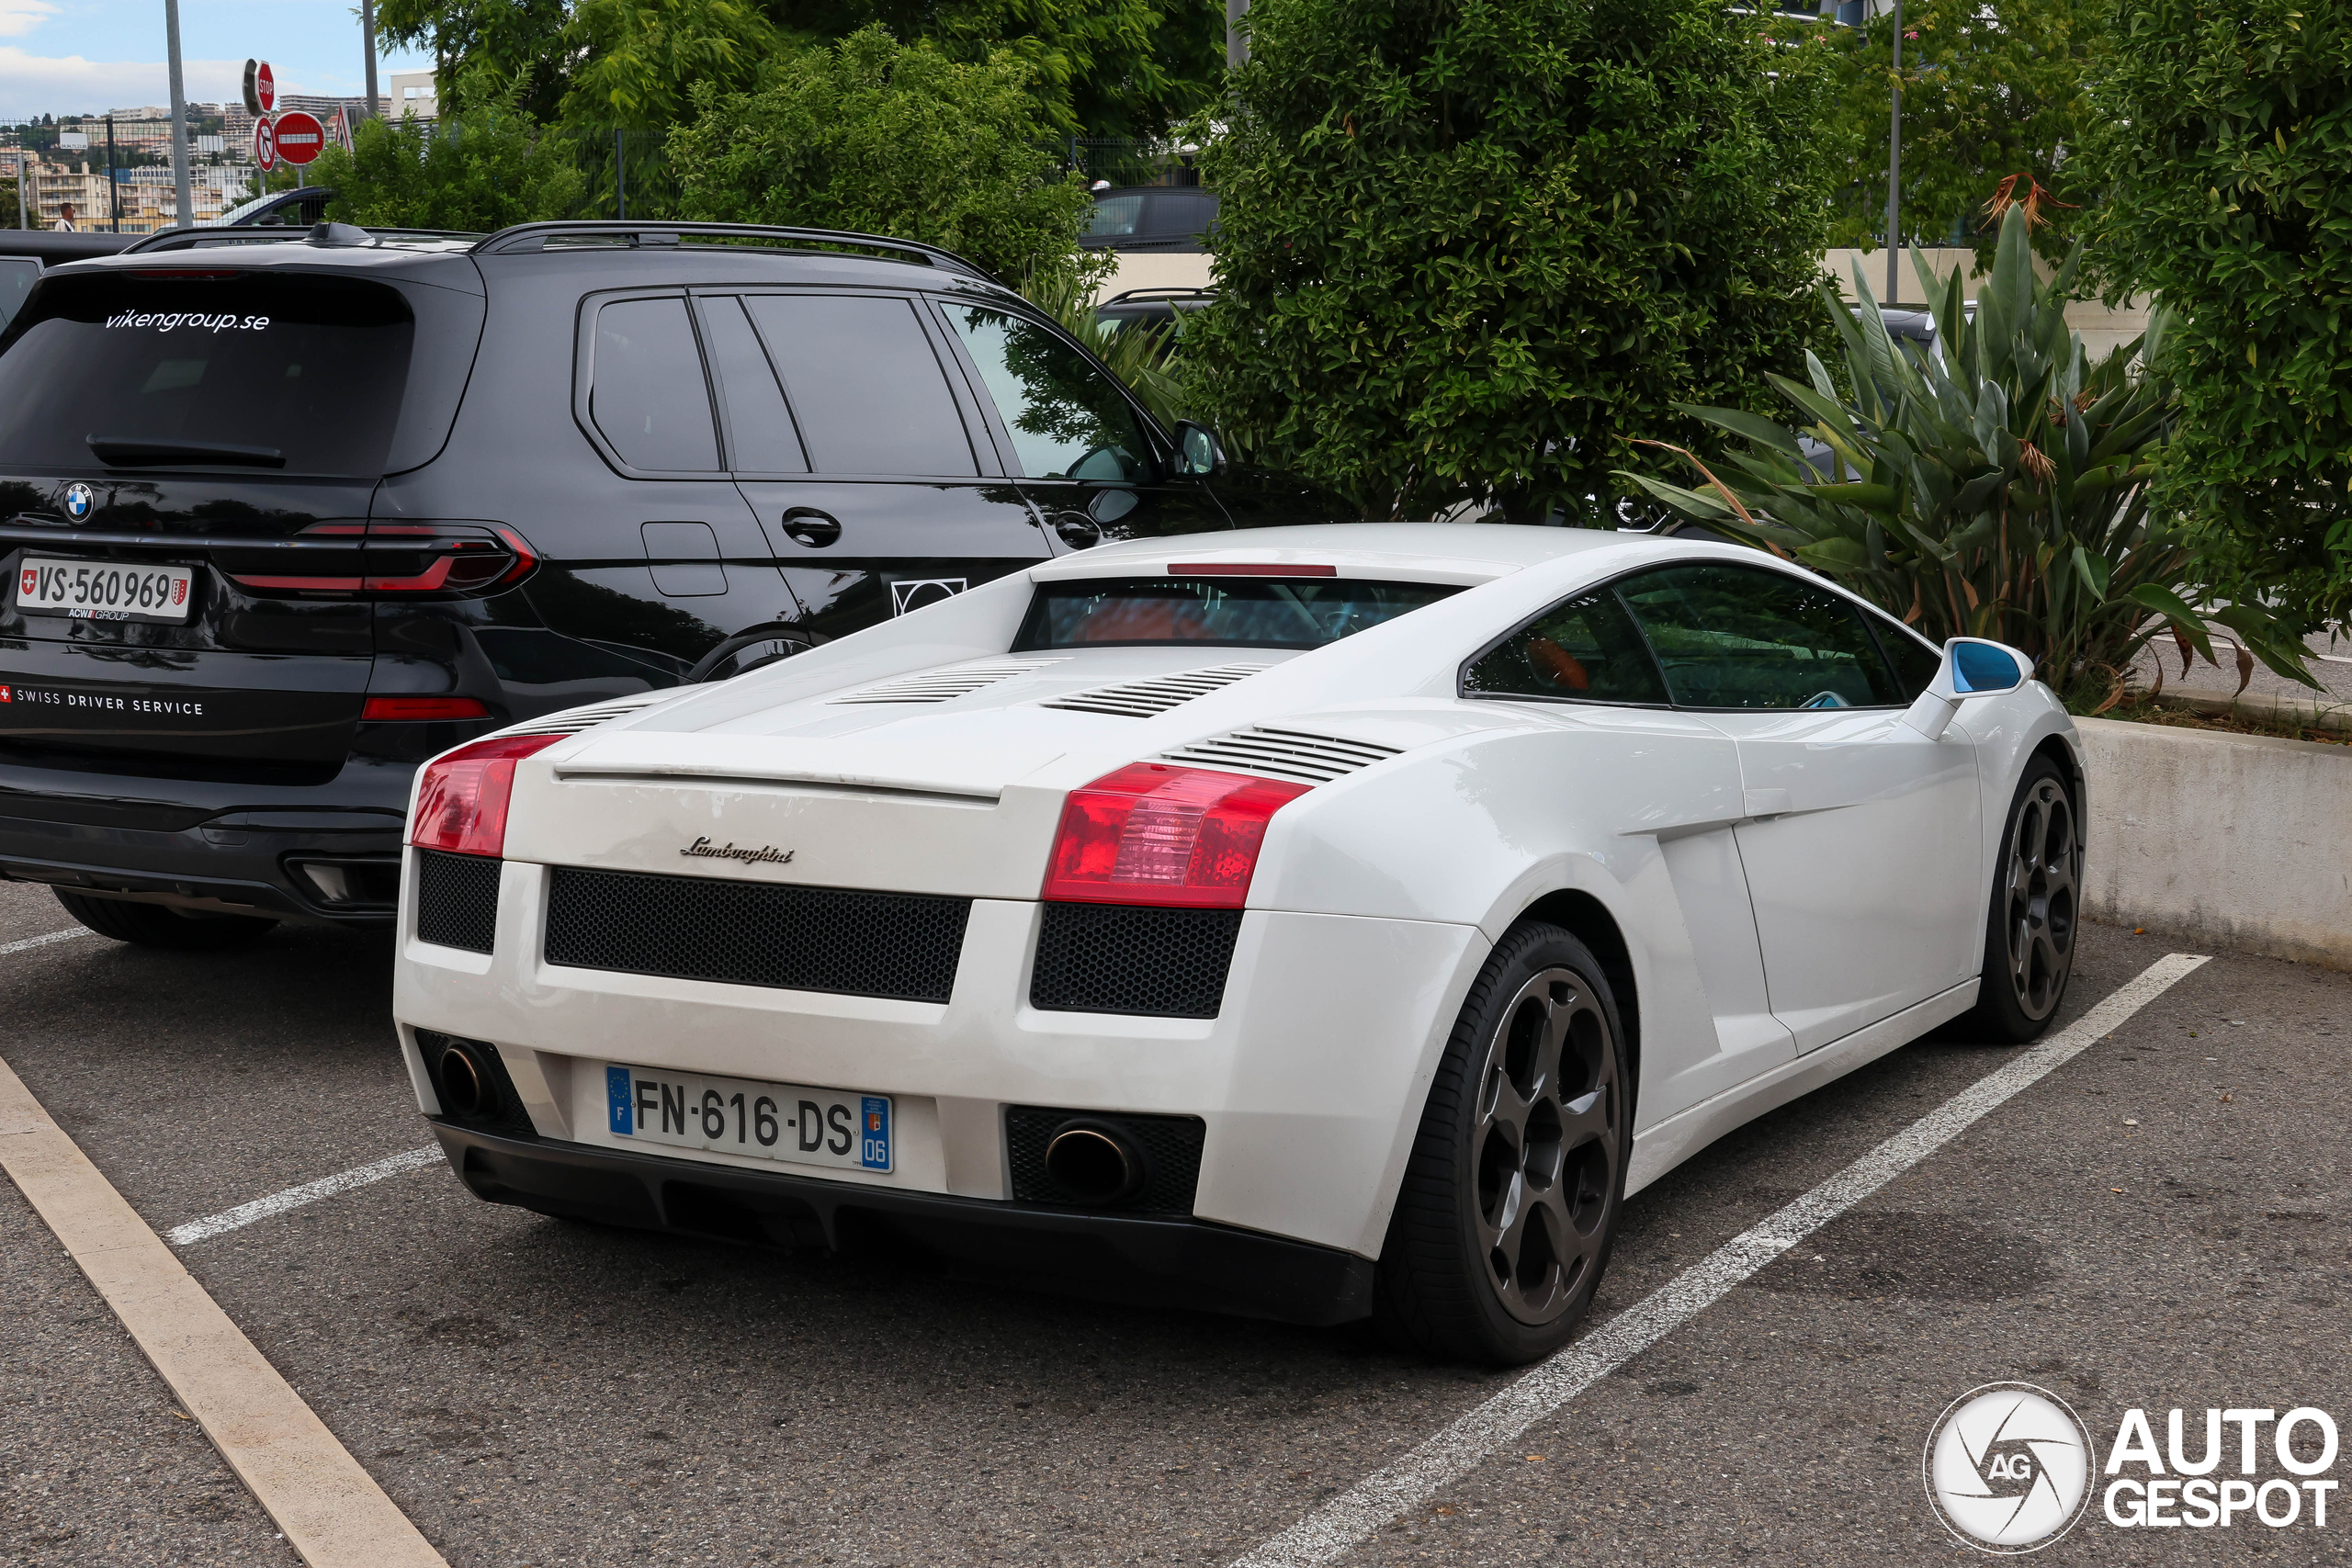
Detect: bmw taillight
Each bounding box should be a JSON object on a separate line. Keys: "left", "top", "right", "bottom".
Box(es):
{"left": 409, "top": 734, "right": 562, "bottom": 858}
{"left": 1041, "top": 764, "right": 1310, "bottom": 908}
{"left": 221, "top": 523, "right": 538, "bottom": 598}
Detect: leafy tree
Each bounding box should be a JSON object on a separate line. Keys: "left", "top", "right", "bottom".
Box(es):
{"left": 1622, "top": 209, "right": 2314, "bottom": 697}
{"left": 378, "top": 0, "right": 1224, "bottom": 140}
{"left": 1184, "top": 0, "right": 1836, "bottom": 522}
{"left": 311, "top": 105, "right": 586, "bottom": 231}
{"left": 669, "top": 26, "right": 1097, "bottom": 284}
{"left": 564, "top": 0, "right": 786, "bottom": 128}
{"left": 377, "top": 0, "right": 574, "bottom": 121}
{"left": 1817, "top": 0, "right": 2102, "bottom": 267}
{"left": 2076, "top": 0, "right": 2352, "bottom": 637}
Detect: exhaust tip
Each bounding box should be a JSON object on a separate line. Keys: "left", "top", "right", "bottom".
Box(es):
{"left": 436, "top": 1042, "right": 490, "bottom": 1119}
{"left": 1044, "top": 1122, "right": 1146, "bottom": 1206}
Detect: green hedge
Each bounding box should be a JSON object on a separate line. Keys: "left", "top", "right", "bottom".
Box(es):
{"left": 2082, "top": 0, "right": 2352, "bottom": 633}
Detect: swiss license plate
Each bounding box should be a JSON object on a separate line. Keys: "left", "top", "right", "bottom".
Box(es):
{"left": 17, "top": 557, "right": 195, "bottom": 624}
{"left": 604, "top": 1063, "right": 891, "bottom": 1173}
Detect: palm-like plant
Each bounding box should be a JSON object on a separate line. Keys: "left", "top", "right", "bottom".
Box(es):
{"left": 1619, "top": 206, "right": 2312, "bottom": 698}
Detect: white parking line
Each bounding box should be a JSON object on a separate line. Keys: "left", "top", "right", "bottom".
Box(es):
{"left": 168, "top": 1145, "right": 446, "bottom": 1247}
{"left": 1230, "top": 953, "right": 2210, "bottom": 1568}
{"left": 0, "top": 927, "right": 92, "bottom": 957}
{"left": 0, "top": 1055, "right": 448, "bottom": 1567}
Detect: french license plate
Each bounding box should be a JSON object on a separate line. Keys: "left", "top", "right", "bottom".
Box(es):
{"left": 17, "top": 558, "right": 195, "bottom": 623}
{"left": 604, "top": 1063, "right": 891, "bottom": 1173}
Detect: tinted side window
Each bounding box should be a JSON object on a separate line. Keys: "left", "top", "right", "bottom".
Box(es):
{"left": 1868, "top": 614, "right": 1943, "bottom": 697}
{"left": 1616, "top": 565, "right": 1906, "bottom": 709}
{"left": 742, "top": 294, "right": 976, "bottom": 477}
{"left": 590, "top": 297, "right": 718, "bottom": 471}
{"left": 1464, "top": 591, "right": 1668, "bottom": 705}
{"left": 700, "top": 296, "right": 807, "bottom": 473}
{"left": 942, "top": 305, "right": 1151, "bottom": 482}
{"left": 0, "top": 259, "right": 40, "bottom": 331}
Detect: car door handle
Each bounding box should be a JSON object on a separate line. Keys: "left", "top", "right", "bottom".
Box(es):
{"left": 780, "top": 509, "right": 841, "bottom": 548}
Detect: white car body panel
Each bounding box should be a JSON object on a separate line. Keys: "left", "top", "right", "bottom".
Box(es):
{"left": 393, "top": 524, "right": 2076, "bottom": 1287}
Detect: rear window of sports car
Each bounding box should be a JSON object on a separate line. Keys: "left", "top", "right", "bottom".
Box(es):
{"left": 1013, "top": 578, "right": 1459, "bottom": 650}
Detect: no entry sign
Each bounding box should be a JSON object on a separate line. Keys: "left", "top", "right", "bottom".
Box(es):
{"left": 254, "top": 117, "right": 277, "bottom": 171}
{"left": 273, "top": 111, "right": 326, "bottom": 166}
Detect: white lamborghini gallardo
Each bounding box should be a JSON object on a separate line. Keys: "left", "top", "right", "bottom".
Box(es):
{"left": 392, "top": 525, "right": 2081, "bottom": 1363}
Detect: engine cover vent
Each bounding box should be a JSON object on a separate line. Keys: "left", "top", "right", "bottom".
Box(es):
{"left": 500, "top": 692, "right": 671, "bottom": 737}
{"left": 1039, "top": 662, "right": 1270, "bottom": 718}
{"left": 1159, "top": 725, "right": 1403, "bottom": 784}
{"left": 830, "top": 658, "right": 1064, "bottom": 705}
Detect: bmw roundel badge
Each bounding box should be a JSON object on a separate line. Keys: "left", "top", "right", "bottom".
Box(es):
{"left": 62, "top": 482, "right": 94, "bottom": 521}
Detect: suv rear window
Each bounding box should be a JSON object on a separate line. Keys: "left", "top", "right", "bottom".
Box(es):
{"left": 1013, "top": 577, "right": 1458, "bottom": 650}
{"left": 0, "top": 271, "right": 414, "bottom": 477}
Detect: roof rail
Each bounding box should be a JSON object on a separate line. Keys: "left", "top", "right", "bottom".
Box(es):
{"left": 468, "top": 221, "right": 997, "bottom": 282}
{"left": 122, "top": 224, "right": 483, "bottom": 255}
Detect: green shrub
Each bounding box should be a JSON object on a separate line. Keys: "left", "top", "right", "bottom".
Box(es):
{"left": 1182, "top": 0, "right": 1836, "bottom": 522}
{"left": 2077, "top": 0, "right": 2352, "bottom": 637}
{"left": 1817, "top": 0, "right": 2103, "bottom": 268}
{"left": 668, "top": 25, "right": 1095, "bottom": 287}
{"left": 312, "top": 106, "right": 584, "bottom": 231}
{"left": 1621, "top": 208, "right": 2314, "bottom": 698}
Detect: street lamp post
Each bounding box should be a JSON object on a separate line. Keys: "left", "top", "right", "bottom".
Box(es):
{"left": 360, "top": 0, "right": 380, "bottom": 128}
{"left": 1227, "top": 0, "right": 1250, "bottom": 68}
{"left": 1885, "top": 0, "right": 1903, "bottom": 301}
{"left": 164, "top": 0, "right": 192, "bottom": 229}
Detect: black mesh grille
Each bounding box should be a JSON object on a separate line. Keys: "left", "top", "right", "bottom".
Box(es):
{"left": 414, "top": 850, "right": 502, "bottom": 953}
{"left": 545, "top": 866, "right": 970, "bottom": 1003}
{"left": 1005, "top": 1106, "right": 1205, "bottom": 1215}
{"left": 1030, "top": 903, "right": 1241, "bottom": 1018}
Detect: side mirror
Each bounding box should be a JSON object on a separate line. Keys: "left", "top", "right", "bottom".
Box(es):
{"left": 1172, "top": 420, "right": 1225, "bottom": 479}
{"left": 1901, "top": 637, "right": 2027, "bottom": 740}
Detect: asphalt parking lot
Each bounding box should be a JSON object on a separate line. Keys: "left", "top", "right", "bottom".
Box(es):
{"left": 4, "top": 878, "right": 2347, "bottom": 1567}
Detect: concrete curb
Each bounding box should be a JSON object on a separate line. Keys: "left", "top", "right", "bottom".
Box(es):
{"left": 2132, "top": 684, "right": 2352, "bottom": 735}
{"left": 2079, "top": 716, "right": 2352, "bottom": 970}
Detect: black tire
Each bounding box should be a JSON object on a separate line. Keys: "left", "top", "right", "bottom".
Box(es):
{"left": 1957, "top": 754, "right": 2081, "bottom": 1043}
{"left": 1374, "top": 921, "right": 1631, "bottom": 1365}
{"left": 52, "top": 888, "right": 277, "bottom": 951}
{"left": 688, "top": 629, "right": 813, "bottom": 682}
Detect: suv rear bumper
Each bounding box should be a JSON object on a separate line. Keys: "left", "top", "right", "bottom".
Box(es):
{"left": 430, "top": 1119, "right": 1377, "bottom": 1326}
{"left": 0, "top": 761, "right": 411, "bottom": 926}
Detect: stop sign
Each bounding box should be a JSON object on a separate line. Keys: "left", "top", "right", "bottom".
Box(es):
{"left": 254, "top": 117, "right": 277, "bottom": 171}
{"left": 255, "top": 61, "right": 275, "bottom": 114}
{"left": 274, "top": 111, "right": 326, "bottom": 166}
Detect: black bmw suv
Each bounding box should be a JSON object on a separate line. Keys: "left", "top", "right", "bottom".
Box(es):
{"left": 0, "top": 220, "right": 1324, "bottom": 947}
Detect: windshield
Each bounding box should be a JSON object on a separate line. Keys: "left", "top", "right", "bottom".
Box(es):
{"left": 0, "top": 271, "right": 414, "bottom": 476}
{"left": 1013, "top": 577, "right": 1459, "bottom": 650}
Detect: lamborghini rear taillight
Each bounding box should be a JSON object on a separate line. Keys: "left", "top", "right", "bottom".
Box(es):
{"left": 409, "top": 734, "right": 562, "bottom": 858}
{"left": 1041, "top": 764, "right": 1309, "bottom": 909}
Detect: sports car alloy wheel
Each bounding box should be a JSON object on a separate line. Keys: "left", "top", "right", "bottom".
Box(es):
{"left": 2002, "top": 774, "right": 2077, "bottom": 1022}
{"left": 1376, "top": 922, "right": 1630, "bottom": 1364}
{"left": 1474, "top": 967, "right": 1621, "bottom": 1325}
{"left": 1961, "top": 756, "right": 2081, "bottom": 1043}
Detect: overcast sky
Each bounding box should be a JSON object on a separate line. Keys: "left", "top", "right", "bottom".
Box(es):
{"left": 0, "top": 0, "right": 432, "bottom": 119}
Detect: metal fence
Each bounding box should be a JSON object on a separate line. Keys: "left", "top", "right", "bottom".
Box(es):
{"left": 0, "top": 116, "right": 264, "bottom": 231}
